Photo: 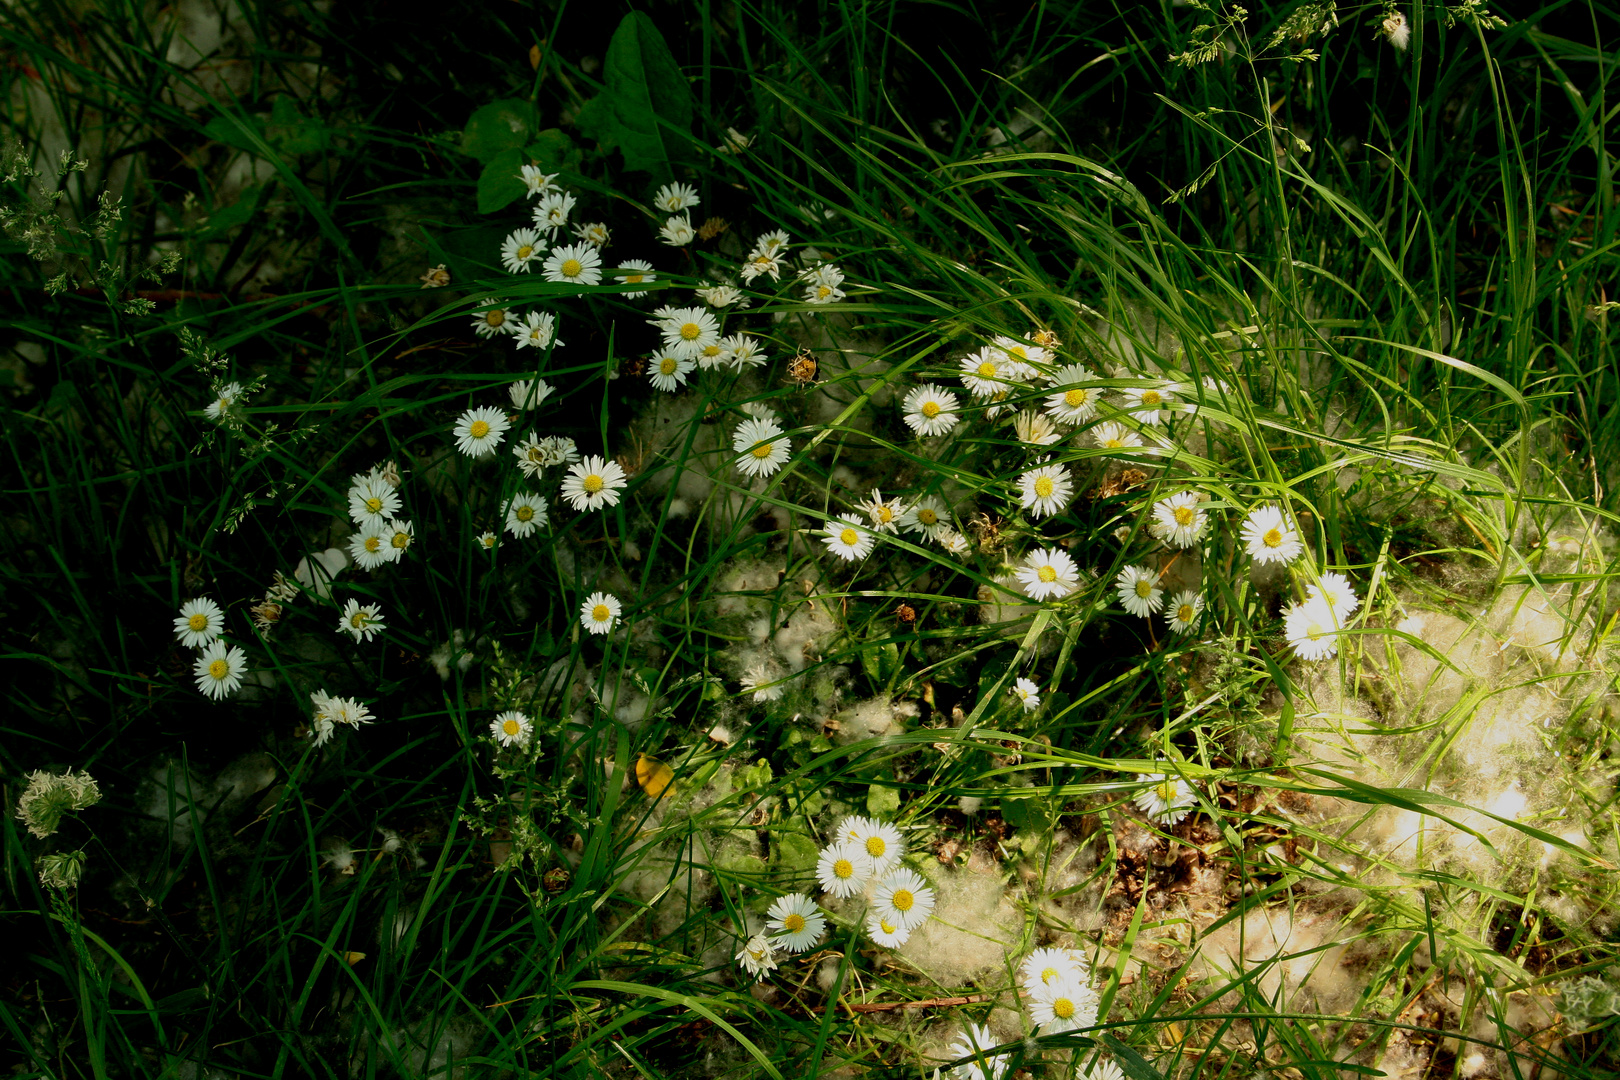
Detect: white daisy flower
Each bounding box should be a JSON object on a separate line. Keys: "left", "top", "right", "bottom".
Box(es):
{"left": 1084, "top": 1058, "right": 1126, "bottom": 1080}
{"left": 1013, "top": 409, "right": 1062, "bottom": 447}
{"left": 1020, "top": 946, "right": 1088, "bottom": 992}
{"left": 741, "top": 664, "right": 784, "bottom": 702}
{"left": 652, "top": 182, "right": 699, "bottom": 212}
{"left": 659, "top": 214, "right": 696, "bottom": 246}
{"left": 902, "top": 384, "right": 961, "bottom": 437}
{"left": 1018, "top": 463, "right": 1072, "bottom": 518}
{"left": 615, "top": 259, "right": 656, "bottom": 297}
{"left": 1149, "top": 492, "right": 1208, "bottom": 548}
{"left": 1285, "top": 598, "right": 1340, "bottom": 661}
{"left": 1134, "top": 771, "right": 1198, "bottom": 824}
{"left": 519, "top": 165, "right": 558, "bottom": 197}
{"left": 936, "top": 527, "right": 971, "bottom": 555}
{"left": 542, "top": 242, "right": 602, "bottom": 286}
{"left": 504, "top": 492, "right": 548, "bottom": 538}
{"left": 898, "top": 496, "right": 949, "bottom": 540}
{"left": 691, "top": 335, "right": 732, "bottom": 369}
{"left": 821, "top": 515, "right": 876, "bottom": 562}
{"left": 475, "top": 531, "right": 498, "bottom": 551}
{"left": 1115, "top": 564, "right": 1164, "bottom": 617}
{"left": 858, "top": 489, "right": 907, "bottom": 534}
{"left": 1307, "top": 571, "right": 1361, "bottom": 618}
{"left": 380, "top": 519, "right": 413, "bottom": 563}
{"left": 1028, "top": 976, "right": 1098, "bottom": 1035}
{"left": 754, "top": 229, "right": 790, "bottom": 256}
{"left": 987, "top": 333, "right": 1046, "bottom": 375}
{"left": 735, "top": 932, "right": 778, "bottom": 980}
{"left": 509, "top": 310, "right": 560, "bottom": 351}
{"left": 580, "top": 591, "right": 621, "bottom": 635}
{"left": 872, "top": 868, "right": 936, "bottom": 931}
{"left": 1092, "top": 422, "right": 1143, "bottom": 452}
{"left": 193, "top": 640, "right": 246, "bottom": 700}
{"left": 348, "top": 475, "right": 401, "bottom": 529}
{"left": 648, "top": 352, "right": 696, "bottom": 392}
{"left": 837, "top": 815, "right": 906, "bottom": 875}
{"left": 1016, "top": 547, "right": 1080, "bottom": 601}
{"left": 532, "top": 190, "right": 576, "bottom": 231}
{"left": 173, "top": 598, "right": 225, "bottom": 648}
{"left": 696, "top": 282, "right": 746, "bottom": 307}
{"left": 1121, "top": 382, "right": 1177, "bottom": 426}
{"left": 802, "top": 277, "right": 845, "bottom": 304}
{"left": 724, "top": 334, "right": 766, "bottom": 369}
{"left": 765, "top": 893, "right": 826, "bottom": 953}
{"left": 204, "top": 381, "right": 244, "bottom": 422}
{"left": 1241, "top": 504, "right": 1304, "bottom": 565}
{"left": 469, "top": 299, "right": 510, "bottom": 338}
{"left": 740, "top": 248, "right": 784, "bottom": 284}
{"left": 802, "top": 262, "right": 845, "bottom": 290}
{"left": 560, "top": 456, "right": 627, "bottom": 512}
{"left": 959, "top": 348, "right": 1018, "bottom": 398}
{"left": 500, "top": 228, "right": 544, "bottom": 274}
{"left": 1012, "top": 677, "right": 1041, "bottom": 712}
{"left": 660, "top": 306, "right": 720, "bottom": 360}
{"left": 337, "top": 598, "right": 385, "bottom": 642}
{"left": 733, "top": 418, "right": 791, "bottom": 478}
{"left": 949, "top": 1023, "right": 1009, "bottom": 1080}
{"left": 573, "top": 221, "right": 610, "bottom": 247}
{"left": 1044, "top": 364, "right": 1102, "bottom": 423}
{"left": 348, "top": 526, "right": 391, "bottom": 571}
{"left": 325, "top": 695, "right": 373, "bottom": 730}
{"left": 309, "top": 714, "right": 335, "bottom": 747}
{"left": 512, "top": 434, "right": 580, "bottom": 478}
{"left": 491, "top": 710, "right": 532, "bottom": 748}
{"left": 509, "top": 378, "right": 555, "bottom": 411}
{"left": 1165, "top": 590, "right": 1205, "bottom": 634}
{"left": 864, "top": 909, "right": 911, "bottom": 949}
{"left": 816, "top": 840, "right": 875, "bottom": 899}
{"left": 452, "top": 406, "right": 510, "bottom": 457}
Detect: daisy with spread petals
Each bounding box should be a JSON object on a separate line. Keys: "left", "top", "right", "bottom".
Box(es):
{"left": 205, "top": 382, "right": 244, "bottom": 422}
{"left": 873, "top": 868, "right": 935, "bottom": 931}
{"left": 837, "top": 815, "right": 905, "bottom": 875}
{"left": 652, "top": 182, "right": 699, "bottom": 213}
{"left": 490, "top": 711, "right": 532, "bottom": 748}
{"left": 765, "top": 893, "right": 826, "bottom": 953}
{"left": 1121, "top": 382, "right": 1177, "bottom": 426}
{"left": 1164, "top": 590, "right": 1205, "bottom": 634}
{"left": 1084, "top": 1058, "right": 1126, "bottom": 1080}
{"left": 949, "top": 1023, "right": 1009, "bottom": 1080}
{"left": 937, "top": 527, "right": 971, "bottom": 556}
{"left": 1285, "top": 598, "right": 1340, "bottom": 660}
{"left": 754, "top": 229, "right": 790, "bottom": 256}
{"left": 580, "top": 591, "right": 621, "bottom": 635}
{"left": 1116, "top": 565, "right": 1164, "bottom": 617}
{"left": 1242, "top": 504, "right": 1303, "bottom": 565}
{"left": 532, "top": 191, "right": 575, "bottom": 232}
{"left": 858, "top": 489, "right": 907, "bottom": 534}
{"left": 741, "top": 664, "right": 784, "bottom": 702}
{"left": 1012, "top": 678, "right": 1041, "bottom": 712}
{"left": 898, "top": 496, "right": 950, "bottom": 540}
{"left": 381, "top": 519, "right": 413, "bottom": 563}
{"left": 959, "top": 348, "right": 1017, "bottom": 399}
{"left": 865, "top": 909, "right": 911, "bottom": 948}
{"left": 1092, "top": 422, "right": 1142, "bottom": 452}
{"left": 1018, "top": 463, "right": 1072, "bottom": 519}
{"left": 1307, "top": 571, "right": 1360, "bottom": 618}
{"left": 574, "top": 221, "right": 610, "bottom": 247}
{"left": 1044, "top": 365, "right": 1102, "bottom": 423}
{"left": 510, "top": 310, "right": 559, "bottom": 351}
{"left": 1134, "top": 771, "right": 1198, "bottom": 824}
{"left": 736, "top": 933, "right": 778, "bottom": 980}
{"left": 348, "top": 526, "right": 391, "bottom": 571}
{"left": 821, "top": 515, "right": 876, "bottom": 562}
{"left": 615, "top": 259, "right": 656, "bottom": 297}
{"left": 193, "top": 640, "right": 247, "bottom": 700}
{"left": 733, "top": 418, "right": 791, "bottom": 478}
{"left": 348, "top": 475, "right": 401, "bottom": 529}
{"left": 816, "top": 840, "right": 875, "bottom": 899}
{"left": 660, "top": 306, "right": 720, "bottom": 360}
{"left": 519, "top": 165, "right": 558, "bottom": 197}
{"left": 1150, "top": 492, "right": 1208, "bottom": 549}
{"left": 174, "top": 598, "right": 225, "bottom": 647}
{"left": 453, "top": 406, "right": 510, "bottom": 457}
{"left": 659, "top": 214, "right": 696, "bottom": 246}
{"left": 504, "top": 492, "right": 549, "bottom": 538}
{"left": 1021, "top": 946, "right": 1088, "bottom": 992}
{"left": 469, "top": 299, "right": 509, "bottom": 338}
{"left": 1016, "top": 547, "right": 1080, "bottom": 601}
{"left": 542, "top": 242, "right": 602, "bottom": 286}
{"left": 475, "top": 531, "right": 498, "bottom": 551}
{"left": 988, "top": 334, "right": 1045, "bottom": 376}
{"left": 1028, "top": 976, "right": 1098, "bottom": 1035}
{"left": 337, "top": 598, "right": 385, "bottom": 642}
{"left": 500, "top": 228, "right": 544, "bottom": 274}
{"left": 561, "top": 456, "right": 627, "bottom": 511}
{"left": 902, "top": 384, "right": 961, "bottom": 437}
{"left": 724, "top": 334, "right": 765, "bottom": 369}
{"left": 648, "top": 352, "right": 696, "bottom": 392}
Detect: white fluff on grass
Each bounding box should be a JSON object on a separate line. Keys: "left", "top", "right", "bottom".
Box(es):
{"left": 1190, "top": 906, "right": 1366, "bottom": 1018}
{"left": 893, "top": 867, "right": 1020, "bottom": 985}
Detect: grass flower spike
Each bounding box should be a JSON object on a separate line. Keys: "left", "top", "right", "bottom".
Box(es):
{"left": 580, "top": 592, "right": 621, "bottom": 635}
{"left": 193, "top": 640, "right": 246, "bottom": 700}
{"left": 1116, "top": 565, "right": 1164, "bottom": 617}
{"left": 765, "top": 893, "right": 826, "bottom": 953}
{"left": 337, "top": 598, "right": 385, "bottom": 642}
{"left": 1016, "top": 547, "right": 1080, "bottom": 601}
{"left": 902, "top": 384, "right": 961, "bottom": 436}
{"left": 453, "top": 406, "right": 510, "bottom": 457}
{"left": 173, "top": 597, "right": 225, "bottom": 647}
{"left": 561, "top": 456, "right": 627, "bottom": 511}
{"left": 821, "top": 515, "right": 876, "bottom": 561}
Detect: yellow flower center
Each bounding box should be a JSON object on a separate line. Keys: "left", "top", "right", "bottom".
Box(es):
{"left": 516, "top": 506, "right": 534, "bottom": 522}
{"left": 1263, "top": 527, "right": 1284, "bottom": 548}
{"left": 624, "top": 274, "right": 644, "bottom": 284}
{"left": 660, "top": 357, "right": 678, "bottom": 375}
{"left": 817, "top": 286, "right": 832, "bottom": 299}
{"left": 839, "top": 528, "right": 859, "bottom": 546}
{"left": 1064, "top": 388, "right": 1087, "bottom": 407}
{"left": 1178, "top": 604, "right": 1196, "bottom": 622}
{"left": 503, "top": 719, "right": 521, "bottom": 736}
{"left": 833, "top": 859, "right": 854, "bottom": 879}
{"left": 1008, "top": 346, "right": 1027, "bottom": 360}
{"left": 783, "top": 913, "right": 806, "bottom": 933}
{"left": 921, "top": 401, "right": 941, "bottom": 419}
{"left": 1104, "top": 437, "right": 1124, "bottom": 448}
{"left": 877, "top": 507, "right": 893, "bottom": 522}
{"left": 351, "top": 613, "right": 366, "bottom": 628}
{"left": 680, "top": 322, "right": 702, "bottom": 341}
{"left": 365, "top": 497, "right": 382, "bottom": 513}
{"left": 392, "top": 532, "right": 408, "bottom": 548}
{"left": 702, "top": 344, "right": 723, "bottom": 358}
{"left": 1156, "top": 780, "right": 1179, "bottom": 801}
{"left": 484, "top": 310, "right": 505, "bottom": 326}
{"left": 1034, "top": 477, "right": 1055, "bottom": 498}
{"left": 977, "top": 361, "right": 997, "bottom": 379}
{"left": 891, "top": 889, "right": 914, "bottom": 912}
{"left": 1135, "top": 580, "right": 1154, "bottom": 598}
{"left": 561, "top": 258, "right": 582, "bottom": 277}
{"left": 751, "top": 442, "right": 775, "bottom": 459}
{"left": 1306, "top": 622, "right": 1324, "bottom": 641}
{"left": 865, "top": 836, "right": 886, "bottom": 858}
{"left": 1053, "top": 997, "right": 1075, "bottom": 1020}
{"left": 469, "top": 420, "right": 490, "bottom": 439}
{"left": 516, "top": 244, "right": 533, "bottom": 260}
{"left": 1141, "top": 390, "right": 1162, "bottom": 407}
{"left": 1174, "top": 505, "right": 1195, "bottom": 526}
{"left": 365, "top": 537, "right": 381, "bottom": 552}
{"left": 917, "top": 509, "right": 937, "bottom": 526}
{"left": 583, "top": 474, "right": 604, "bottom": 493}
{"left": 188, "top": 613, "right": 209, "bottom": 631}
{"left": 208, "top": 659, "right": 228, "bottom": 679}
{"left": 1037, "top": 565, "right": 1057, "bottom": 583}
{"left": 591, "top": 604, "right": 611, "bottom": 622}
{"left": 481, "top": 535, "right": 495, "bottom": 548}
{"left": 880, "top": 919, "right": 897, "bottom": 934}
{"left": 1041, "top": 966, "right": 1060, "bottom": 984}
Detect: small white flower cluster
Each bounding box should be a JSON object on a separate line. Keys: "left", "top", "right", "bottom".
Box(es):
{"left": 173, "top": 597, "right": 248, "bottom": 700}
{"left": 1018, "top": 945, "right": 1099, "bottom": 1036}
{"left": 309, "top": 688, "right": 374, "bottom": 747}
{"left": 345, "top": 464, "right": 414, "bottom": 571}
{"left": 1284, "top": 570, "right": 1361, "bottom": 661}
{"left": 818, "top": 489, "right": 966, "bottom": 563}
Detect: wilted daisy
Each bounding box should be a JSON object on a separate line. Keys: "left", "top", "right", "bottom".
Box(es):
{"left": 1021, "top": 946, "right": 1088, "bottom": 992}
{"left": 1285, "top": 598, "right": 1340, "bottom": 660}
{"left": 337, "top": 598, "right": 385, "bottom": 642}
{"left": 741, "top": 664, "right": 784, "bottom": 702}
{"left": 348, "top": 526, "right": 391, "bottom": 571}
{"left": 504, "top": 492, "right": 549, "bottom": 538}
{"left": 733, "top": 417, "right": 791, "bottom": 478}
{"left": 560, "top": 456, "right": 627, "bottom": 511}
{"left": 1150, "top": 492, "right": 1208, "bottom": 548}
{"left": 659, "top": 214, "right": 696, "bottom": 246}
{"left": 696, "top": 282, "right": 745, "bottom": 307}
{"left": 899, "top": 496, "right": 949, "bottom": 540}
{"left": 532, "top": 190, "right": 576, "bottom": 231}
{"left": 380, "top": 519, "right": 413, "bottom": 563}
{"left": 1018, "top": 463, "right": 1072, "bottom": 518}
{"left": 948, "top": 1023, "right": 1009, "bottom": 1080}
{"left": 723, "top": 334, "right": 765, "bottom": 369}
{"left": 452, "top": 406, "right": 510, "bottom": 457}
{"left": 858, "top": 489, "right": 907, "bottom": 534}
{"left": 1121, "top": 382, "right": 1177, "bottom": 426}
{"left": 765, "top": 893, "right": 826, "bottom": 953}
{"left": 173, "top": 598, "right": 225, "bottom": 647}
{"left": 1044, "top": 365, "right": 1102, "bottom": 423}
{"left": 1164, "top": 590, "right": 1205, "bottom": 634}
{"left": 509, "top": 378, "right": 555, "bottom": 411}
{"left": 510, "top": 310, "right": 560, "bottom": 351}
{"left": 816, "top": 840, "right": 875, "bottom": 899}
{"left": 648, "top": 352, "right": 696, "bottom": 392}
{"left": 902, "top": 384, "right": 961, "bottom": 437}
{"left": 821, "top": 515, "right": 876, "bottom": 561}
{"left": 193, "top": 640, "right": 246, "bottom": 700}
{"left": 1307, "top": 571, "right": 1361, "bottom": 618}
{"left": 490, "top": 711, "right": 532, "bottom": 748}
{"left": 660, "top": 306, "right": 721, "bottom": 360}
{"left": 736, "top": 933, "right": 778, "bottom": 980}
{"left": 348, "top": 475, "right": 401, "bottom": 529}
{"left": 987, "top": 333, "right": 1046, "bottom": 375}
{"left": 324, "top": 694, "right": 374, "bottom": 730}
{"left": 1012, "top": 677, "right": 1041, "bottom": 712}
{"left": 469, "top": 299, "right": 509, "bottom": 338}
{"left": 836, "top": 815, "right": 906, "bottom": 875}
{"left": 936, "top": 527, "right": 971, "bottom": 556}
{"left": 615, "top": 259, "right": 656, "bottom": 297}
{"left": 864, "top": 909, "right": 911, "bottom": 949}
{"left": 802, "top": 264, "right": 845, "bottom": 304}
{"left": 1014, "top": 409, "right": 1062, "bottom": 447}
{"left": 1241, "top": 504, "right": 1303, "bottom": 565}
{"left": 873, "top": 868, "right": 936, "bottom": 931}
{"left": 1028, "top": 976, "right": 1098, "bottom": 1035}
{"left": 1016, "top": 547, "right": 1080, "bottom": 602}
{"left": 1092, "top": 422, "right": 1143, "bottom": 452}
{"left": 204, "top": 381, "right": 244, "bottom": 421}
{"left": 519, "top": 164, "right": 558, "bottom": 197}
{"left": 653, "top": 182, "right": 699, "bottom": 212}
{"left": 542, "top": 242, "right": 602, "bottom": 286}
{"left": 740, "top": 247, "right": 784, "bottom": 284}
{"left": 573, "top": 221, "right": 610, "bottom": 247}
{"left": 580, "top": 591, "right": 621, "bottom": 635}
{"left": 512, "top": 434, "right": 579, "bottom": 479}
{"left": 1134, "top": 771, "right": 1198, "bottom": 824}
{"left": 500, "top": 227, "right": 544, "bottom": 273}
{"left": 1115, "top": 564, "right": 1164, "bottom": 617}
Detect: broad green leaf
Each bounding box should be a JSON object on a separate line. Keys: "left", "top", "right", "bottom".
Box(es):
{"left": 476, "top": 148, "right": 528, "bottom": 214}
{"left": 460, "top": 98, "right": 536, "bottom": 163}
{"left": 865, "top": 783, "right": 899, "bottom": 816}
{"left": 265, "top": 97, "right": 328, "bottom": 154}
{"left": 600, "top": 12, "right": 693, "bottom": 176}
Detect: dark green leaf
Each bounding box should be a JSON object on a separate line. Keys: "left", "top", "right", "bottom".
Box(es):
{"left": 461, "top": 98, "right": 536, "bottom": 163}
{"left": 477, "top": 149, "right": 528, "bottom": 214}
{"left": 600, "top": 12, "right": 694, "bottom": 176}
